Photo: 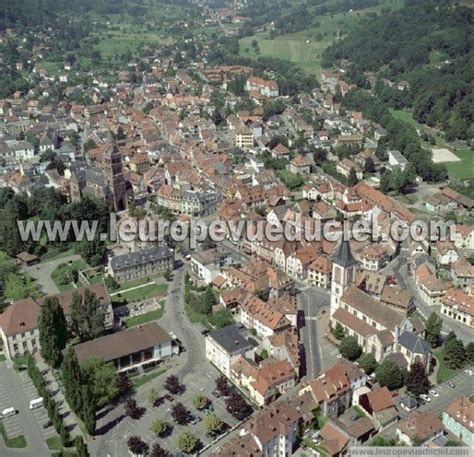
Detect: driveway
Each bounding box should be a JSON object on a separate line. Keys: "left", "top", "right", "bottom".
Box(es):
{"left": 23, "top": 254, "right": 81, "bottom": 295}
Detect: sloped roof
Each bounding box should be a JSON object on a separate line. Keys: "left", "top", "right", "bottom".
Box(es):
{"left": 333, "top": 239, "right": 357, "bottom": 268}
{"left": 398, "top": 331, "right": 431, "bottom": 355}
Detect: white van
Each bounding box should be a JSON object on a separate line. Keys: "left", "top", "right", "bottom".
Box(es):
{"left": 29, "top": 398, "right": 43, "bottom": 410}
{"left": 1, "top": 407, "right": 16, "bottom": 418}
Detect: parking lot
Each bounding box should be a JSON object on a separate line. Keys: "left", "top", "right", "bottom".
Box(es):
{"left": 109, "top": 367, "right": 245, "bottom": 456}
{"left": 17, "top": 370, "right": 56, "bottom": 441}
{"left": 0, "top": 369, "right": 24, "bottom": 439}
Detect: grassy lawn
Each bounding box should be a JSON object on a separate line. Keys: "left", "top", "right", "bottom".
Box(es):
{"left": 112, "top": 283, "right": 168, "bottom": 306}
{"left": 434, "top": 348, "right": 466, "bottom": 383}
{"left": 46, "top": 435, "right": 62, "bottom": 450}
{"left": 12, "top": 354, "right": 30, "bottom": 371}
{"left": 185, "top": 300, "right": 209, "bottom": 326}
{"left": 445, "top": 149, "right": 474, "bottom": 180}
{"left": 51, "top": 258, "right": 89, "bottom": 291}
{"left": 0, "top": 422, "right": 27, "bottom": 448}
{"left": 0, "top": 353, "right": 5, "bottom": 362}
{"left": 124, "top": 301, "right": 165, "bottom": 328}
{"left": 131, "top": 368, "right": 166, "bottom": 389}
{"left": 114, "top": 276, "right": 161, "bottom": 293}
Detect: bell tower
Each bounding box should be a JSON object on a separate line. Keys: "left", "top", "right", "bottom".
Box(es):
{"left": 104, "top": 132, "right": 128, "bottom": 212}
{"left": 330, "top": 238, "right": 357, "bottom": 317}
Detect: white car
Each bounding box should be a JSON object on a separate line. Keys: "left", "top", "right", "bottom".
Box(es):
{"left": 465, "top": 369, "right": 473, "bottom": 376}
{"left": 429, "top": 389, "right": 439, "bottom": 398}
{"left": 420, "top": 394, "right": 431, "bottom": 403}
{"left": 336, "top": 354, "right": 343, "bottom": 359}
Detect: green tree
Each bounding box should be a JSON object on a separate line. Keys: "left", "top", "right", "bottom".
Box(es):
{"left": 370, "top": 436, "right": 397, "bottom": 446}
{"left": 466, "top": 342, "right": 474, "bottom": 364}
{"left": 81, "top": 384, "right": 97, "bottom": 435}
{"left": 404, "top": 360, "right": 430, "bottom": 397}
{"left": 193, "top": 394, "right": 209, "bottom": 410}
{"left": 203, "top": 286, "right": 217, "bottom": 315}
{"left": 444, "top": 337, "right": 467, "bottom": 369}
{"left": 148, "top": 388, "right": 159, "bottom": 406}
{"left": 150, "top": 419, "right": 168, "bottom": 437}
{"left": 75, "top": 436, "right": 89, "bottom": 457}
{"left": 61, "top": 346, "right": 83, "bottom": 413}
{"left": 348, "top": 167, "right": 359, "bottom": 186}
{"left": 38, "top": 297, "right": 68, "bottom": 368}
{"left": 358, "top": 353, "right": 378, "bottom": 375}
{"left": 177, "top": 432, "right": 199, "bottom": 454}
{"left": 425, "top": 312, "right": 442, "bottom": 348}
{"left": 70, "top": 289, "right": 106, "bottom": 342}
{"left": 375, "top": 359, "right": 404, "bottom": 390}
{"left": 339, "top": 336, "right": 362, "bottom": 361}
{"left": 80, "top": 357, "right": 119, "bottom": 408}
{"left": 204, "top": 413, "right": 223, "bottom": 436}
{"left": 332, "top": 322, "right": 345, "bottom": 340}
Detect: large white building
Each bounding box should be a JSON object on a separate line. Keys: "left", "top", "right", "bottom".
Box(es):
{"left": 205, "top": 324, "right": 256, "bottom": 378}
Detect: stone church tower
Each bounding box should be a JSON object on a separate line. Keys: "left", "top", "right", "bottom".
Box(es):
{"left": 330, "top": 239, "right": 357, "bottom": 318}
{"left": 104, "top": 132, "right": 129, "bottom": 212}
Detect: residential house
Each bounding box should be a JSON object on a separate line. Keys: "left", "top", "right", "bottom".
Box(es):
{"left": 288, "top": 155, "right": 312, "bottom": 175}
{"left": 441, "top": 288, "right": 474, "bottom": 328}
{"left": 442, "top": 396, "right": 473, "bottom": 447}
{"left": 231, "top": 356, "right": 297, "bottom": 406}
{"left": 190, "top": 247, "right": 233, "bottom": 285}
{"left": 336, "top": 158, "right": 363, "bottom": 180}
{"left": 396, "top": 411, "right": 443, "bottom": 446}
{"left": 388, "top": 150, "right": 408, "bottom": 171}
{"left": 212, "top": 402, "right": 300, "bottom": 457}
{"left": 435, "top": 241, "right": 459, "bottom": 267}
{"left": 245, "top": 76, "right": 279, "bottom": 97}
{"left": 359, "top": 387, "right": 398, "bottom": 430}
{"left": 416, "top": 264, "right": 450, "bottom": 306}
{"left": 240, "top": 294, "right": 291, "bottom": 338}
{"left": 451, "top": 257, "right": 474, "bottom": 290}
{"left": 307, "top": 255, "right": 332, "bottom": 289}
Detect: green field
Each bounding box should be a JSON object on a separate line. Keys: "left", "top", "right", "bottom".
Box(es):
{"left": 445, "top": 149, "right": 474, "bottom": 180}
{"left": 238, "top": 1, "right": 404, "bottom": 77}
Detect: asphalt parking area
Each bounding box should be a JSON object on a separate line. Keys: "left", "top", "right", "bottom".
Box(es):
{"left": 0, "top": 370, "right": 24, "bottom": 438}
{"left": 17, "top": 370, "right": 55, "bottom": 438}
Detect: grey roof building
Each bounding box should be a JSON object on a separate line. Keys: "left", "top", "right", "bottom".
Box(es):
{"left": 333, "top": 239, "right": 358, "bottom": 268}
{"left": 108, "top": 245, "right": 174, "bottom": 283}
{"left": 208, "top": 324, "right": 256, "bottom": 355}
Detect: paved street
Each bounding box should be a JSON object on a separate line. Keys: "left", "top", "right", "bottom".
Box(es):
{"left": 0, "top": 361, "right": 49, "bottom": 457}
{"left": 23, "top": 254, "right": 81, "bottom": 295}
{"left": 298, "top": 286, "right": 330, "bottom": 378}
{"left": 382, "top": 247, "right": 472, "bottom": 343}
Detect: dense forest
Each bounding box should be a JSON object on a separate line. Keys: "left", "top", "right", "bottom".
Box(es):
{"left": 323, "top": 0, "right": 473, "bottom": 140}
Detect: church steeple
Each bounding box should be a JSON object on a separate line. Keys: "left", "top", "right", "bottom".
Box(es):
{"left": 104, "top": 131, "right": 128, "bottom": 212}
{"left": 330, "top": 238, "right": 357, "bottom": 317}
{"left": 333, "top": 238, "right": 357, "bottom": 268}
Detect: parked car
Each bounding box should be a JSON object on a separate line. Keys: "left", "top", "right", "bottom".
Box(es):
{"left": 420, "top": 394, "right": 431, "bottom": 403}
{"left": 429, "top": 389, "right": 439, "bottom": 398}
{"left": 447, "top": 381, "right": 455, "bottom": 388}
{"left": 465, "top": 369, "right": 473, "bottom": 376}
{"left": 212, "top": 389, "right": 222, "bottom": 398}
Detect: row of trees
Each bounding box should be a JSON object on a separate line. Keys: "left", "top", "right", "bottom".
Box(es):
{"left": 26, "top": 355, "right": 88, "bottom": 455}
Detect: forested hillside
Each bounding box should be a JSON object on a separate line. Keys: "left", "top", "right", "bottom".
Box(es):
{"left": 322, "top": 0, "right": 473, "bottom": 140}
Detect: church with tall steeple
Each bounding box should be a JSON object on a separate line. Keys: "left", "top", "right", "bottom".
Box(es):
{"left": 330, "top": 238, "right": 357, "bottom": 318}
{"left": 328, "top": 238, "right": 432, "bottom": 371}
{"left": 103, "top": 131, "right": 129, "bottom": 212}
